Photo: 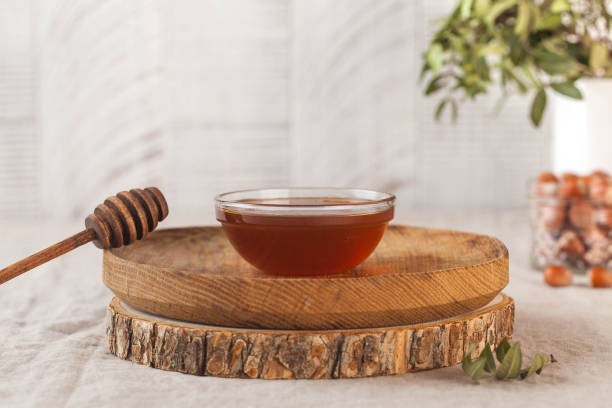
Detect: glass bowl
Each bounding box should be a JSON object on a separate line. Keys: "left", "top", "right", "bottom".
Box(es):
{"left": 215, "top": 188, "right": 395, "bottom": 276}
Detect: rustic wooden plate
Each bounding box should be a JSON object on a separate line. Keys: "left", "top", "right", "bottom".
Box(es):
{"left": 106, "top": 293, "right": 514, "bottom": 379}
{"left": 103, "top": 225, "right": 508, "bottom": 330}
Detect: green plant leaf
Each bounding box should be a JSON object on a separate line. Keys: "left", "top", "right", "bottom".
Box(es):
{"left": 496, "top": 343, "right": 523, "bottom": 379}
{"left": 466, "top": 342, "right": 476, "bottom": 357}
{"left": 514, "top": 1, "right": 532, "bottom": 40}
{"left": 533, "top": 48, "right": 567, "bottom": 63}
{"left": 425, "top": 76, "right": 444, "bottom": 95}
{"left": 462, "top": 339, "right": 556, "bottom": 383}
{"left": 426, "top": 43, "right": 444, "bottom": 75}
{"left": 418, "top": 63, "right": 429, "bottom": 82}
{"left": 529, "top": 2, "right": 541, "bottom": 30}
{"left": 550, "top": 81, "right": 582, "bottom": 99}
{"left": 533, "top": 48, "right": 578, "bottom": 75}
{"left": 477, "top": 42, "right": 505, "bottom": 56}
{"left": 460, "top": 0, "right": 475, "bottom": 19}
{"left": 463, "top": 344, "right": 487, "bottom": 382}
{"left": 435, "top": 100, "right": 447, "bottom": 121}
{"left": 504, "top": 33, "right": 525, "bottom": 65}
{"left": 485, "top": 0, "right": 517, "bottom": 25}
{"left": 496, "top": 337, "right": 511, "bottom": 363}
{"left": 530, "top": 89, "right": 547, "bottom": 127}
{"left": 520, "top": 65, "right": 539, "bottom": 87}
{"left": 501, "top": 67, "right": 528, "bottom": 93}
{"left": 590, "top": 42, "right": 609, "bottom": 72}
{"left": 541, "top": 60, "right": 578, "bottom": 75}
{"left": 463, "top": 357, "right": 487, "bottom": 382}
{"left": 421, "top": 0, "right": 606, "bottom": 126}
{"left": 475, "top": 57, "right": 491, "bottom": 80}
{"left": 474, "top": 0, "right": 491, "bottom": 17}
{"left": 520, "top": 353, "right": 549, "bottom": 379}
{"left": 482, "top": 344, "right": 497, "bottom": 373}
{"left": 537, "top": 14, "right": 562, "bottom": 30}
{"left": 550, "top": 0, "right": 571, "bottom": 13}
{"left": 535, "top": 356, "right": 548, "bottom": 374}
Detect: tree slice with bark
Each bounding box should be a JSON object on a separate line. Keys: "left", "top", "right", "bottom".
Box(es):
{"left": 106, "top": 293, "right": 514, "bottom": 379}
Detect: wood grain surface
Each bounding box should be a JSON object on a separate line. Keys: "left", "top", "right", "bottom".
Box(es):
{"left": 103, "top": 225, "right": 509, "bottom": 330}
{"left": 106, "top": 293, "right": 514, "bottom": 379}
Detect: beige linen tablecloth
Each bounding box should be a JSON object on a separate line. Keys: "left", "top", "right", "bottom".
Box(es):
{"left": 1, "top": 211, "right": 611, "bottom": 407}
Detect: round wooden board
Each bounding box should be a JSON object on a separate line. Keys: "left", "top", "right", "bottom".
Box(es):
{"left": 106, "top": 293, "right": 514, "bottom": 379}
{"left": 103, "top": 225, "right": 508, "bottom": 329}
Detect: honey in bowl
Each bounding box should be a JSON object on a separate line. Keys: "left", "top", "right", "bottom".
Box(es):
{"left": 215, "top": 189, "right": 395, "bottom": 276}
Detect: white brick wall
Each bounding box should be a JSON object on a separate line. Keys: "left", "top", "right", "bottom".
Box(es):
{"left": 0, "top": 0, "right": 38, "bottom": 218}
{"left": 0, "top": 0, "right": 551, "bottom": 222}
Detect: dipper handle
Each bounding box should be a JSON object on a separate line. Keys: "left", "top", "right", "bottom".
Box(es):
{"left": 0, "top": 187, "right": 168, "bottom": 285}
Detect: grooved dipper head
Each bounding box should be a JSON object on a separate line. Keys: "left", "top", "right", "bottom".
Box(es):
{"left": 85, "top": 187, "right": 169, "bottom": 249}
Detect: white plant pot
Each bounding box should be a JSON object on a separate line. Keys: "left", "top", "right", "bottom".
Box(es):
{"left": 552, "top": 78, "right": 612, "bottom": 174}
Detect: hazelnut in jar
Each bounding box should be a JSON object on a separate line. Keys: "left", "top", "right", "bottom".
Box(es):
{"left": 568, "top": 202, "right": 594, "bottom": 229}
{"left": 534, "top": 172, "right": 558, "bottom": 196}
{"left": 558, "top": 174, "right": 584, "bottom": 200}
{"left": 530, "top": 171, "right": 612, "bottom": 272}
{"left": 589, "top": 174, "right": 609, "bottom": 203}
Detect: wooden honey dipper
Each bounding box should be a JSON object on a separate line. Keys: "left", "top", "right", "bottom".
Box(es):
{"left": 0, "top": 187, "right": 168, "bottom": 285}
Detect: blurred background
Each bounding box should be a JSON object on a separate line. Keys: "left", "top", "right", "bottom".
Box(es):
{"left": 0, "top": 0, "right": 550, "bottom": 225}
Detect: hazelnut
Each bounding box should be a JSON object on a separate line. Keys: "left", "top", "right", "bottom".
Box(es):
{"left": 562, "top": 173, "right": 578, "bottom": 182}
{"left": 537, "top": 172, "right": 558, "bottom": 183}
{"left": 568, "top": 202, "right": 593, "bottom": 229}
{"left": 579, "top": 175, "right": 591, "bottom": 186}
{"left": 534, "top": 172, "right": 558, "bottom": 196}
{"left": 595, "top": 208, "right": 612, "bottom": 228}
{"left": 539, "top": 205, "right": 566, "bottom": 232}
{"left": 557, "top": 230, "right": 585, "bottom": 255}
{"left": 577, "top": 177, "right": 591, "bottom": 197}
{"left": 558, "top": 177, "right": 584, "bottom": 200}
{"left": 590, "top": 170, "right": 609, "bottom": 179}
{"left": 604, "top": 186, "right": 612, "bottom": 206}
{"left": 544, "top": 265, "right": 573, "bottom": 287}
{"left": 589, "top": 175, "right": 608, "bottom": 202}
{"left": 584, "top": 246, "right": 608, "bottom": 266}
{"left": 583, "top": 226, "right": 608, "bottom": 247}
{"left": 589, "top": 266, "right": 612, "bottom": 288}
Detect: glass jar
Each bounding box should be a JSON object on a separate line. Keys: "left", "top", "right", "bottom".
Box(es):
{"left": 530, "top": 172, "right": 612, "bottom": 272}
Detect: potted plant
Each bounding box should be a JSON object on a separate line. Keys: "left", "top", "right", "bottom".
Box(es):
{"left": 421, "top": 0, "right": 612, "bottom": 173}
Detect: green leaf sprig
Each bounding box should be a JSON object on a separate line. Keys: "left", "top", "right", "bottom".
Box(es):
{"left": 462, "top": 337, "right": 556, "bottom": 382}
{"left": 421, "top": 0, "right": 612, "bottom": 127}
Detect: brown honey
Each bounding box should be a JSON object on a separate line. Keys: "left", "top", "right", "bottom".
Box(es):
{"left": 216, "top": 197, "right": 394, "bottom": 276}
